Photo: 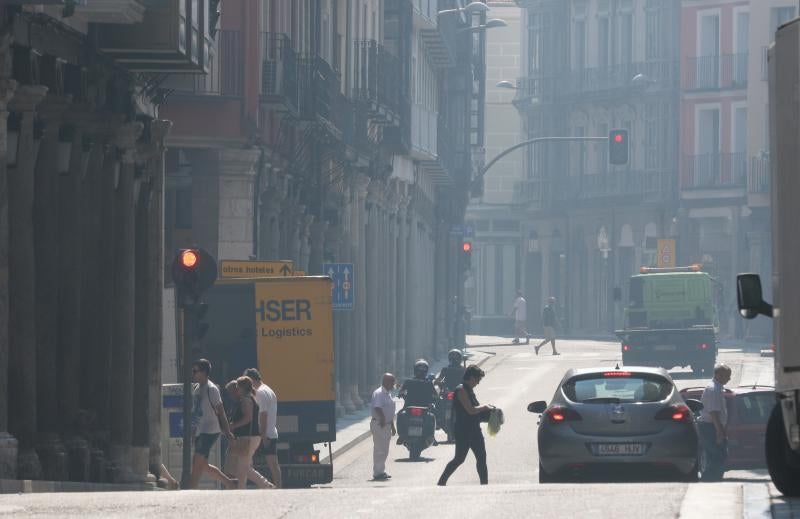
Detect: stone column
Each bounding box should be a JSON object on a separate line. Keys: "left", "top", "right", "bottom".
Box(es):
{"left": 365, "top": 182, "right": 381, "bottom": 386}
{"left": 109, "top": 121, "right": 144, "bottom": 483}
{"left": 259, "top": 186, "right": 284, "bottom": 260}
{"left": 395, "top": 185, "right": 409, "bottom": 379}
{"left": 34, "top": 96, "right": 71, "bottom": 481}
{"left": 217, "top": 148, "right": 261, "bottom": 260}
{"left": 309, "top": 220, "right": 328, "bottom": 275}
{"left": 8, "top": 84, "right": 48, "bottom": 479}
{"left": 386, "top": 186, "right": 399, "bottom": 375}
{"left": 0, "top": 76, "right": 17, "bottom": 479}
{"left": 352, "top": 174, "right": 370, "bottom": 406}
{"left": 58, "top": 114, "right": 89, "bottom": 481}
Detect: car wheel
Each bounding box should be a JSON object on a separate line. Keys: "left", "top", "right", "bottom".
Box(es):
{"left": 766, "top": 403, "right": 800, "bottom": 497}
{"left": 682, "top": 460, "right": 700, "bottom": 483}
{"left": 538, "top": 463, "right": 562, "bottom": 483}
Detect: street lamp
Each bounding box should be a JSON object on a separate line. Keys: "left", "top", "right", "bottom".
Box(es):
{"left": 495, "top": 80, "right": 517, "bottom": 90}
{"left": 438, "top": 1, "right": 490, "bottom": 16}
{"left": 631, "top": 73, "right": 657, "bottom": 88}
{"left": 458, "top": 18, "right": 507, "bottom": 32}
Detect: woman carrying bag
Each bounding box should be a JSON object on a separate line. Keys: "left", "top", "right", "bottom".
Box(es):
{"left": 437, "top": 365, "right": 494, "bottom": 486}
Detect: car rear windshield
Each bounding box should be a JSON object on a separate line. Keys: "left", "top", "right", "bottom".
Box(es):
{"left": 563, "top": 373, "right": 673, "bottom": 403}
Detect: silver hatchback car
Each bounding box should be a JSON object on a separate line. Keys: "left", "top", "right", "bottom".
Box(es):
{"left": 529, "top": 366, "right": 702, "bottom": 483}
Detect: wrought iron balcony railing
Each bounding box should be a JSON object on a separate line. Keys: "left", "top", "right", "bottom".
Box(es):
{"left": 261, "top": 33, "right": 299, "bottom": 110}
{"left": 681, "top": 152, "right": 747, "bottom": 189}
{"left": 515, "top": 170, "right": 672, "bottom": 207}
{"left": 683, "top": 53, "right": 748, "bottom": 91}
{"left": 353, "top": 40, "right": 402, "bottom": 117}
{"left": 563, "top": 59, "right": 679, "bottom": 95}
{"left": 748, "top": 155, "right": 770, "bottom": 194}
{"left": 164, "top": 29, "right": 243, "bottom": 96}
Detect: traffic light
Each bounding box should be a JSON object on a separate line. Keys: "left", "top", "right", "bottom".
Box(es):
{"left": 461, "top": 241, "right": 472, "bottom": 270}
{"left": 171, "top": 247, "right": 218, "bottom": 304}
{"left": 609, "top": 129, "right": 629, "bottom": 165}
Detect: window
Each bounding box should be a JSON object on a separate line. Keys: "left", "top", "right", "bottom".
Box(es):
{"left": 598, "top": 16, "right": 610, "bottom": 68}
{"left": 771, "top": 6, "right": 797, "bottom": 35}
{"left": 645, "top": 5, "right": 661, "bottom": 60}
{"left": 563, "top": 373, "right": 673, "bottom": 403}
{"left": 619, "top": 12, "right": 633, "bottom": 65}
{"left": 574, "top": 19, "right": 586, "bottom": 70}
{"left": 735, "top": 10, "right": 749, "bottom": 84}
{"left": 697, "top": 107, "right": 720, "bottom": 155}
{"left": 699, "top": 13, "right": 720, "bottom": 88}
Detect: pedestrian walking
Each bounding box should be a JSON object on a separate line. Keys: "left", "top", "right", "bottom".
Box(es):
{"left": 698, "top": 364, "right": 732, "bottom": 481}
{"left": 189, "top": 359, "right": 238, "bottom": 490}
{"left": 437, "top": 365, "right": 494, "bottom": 486}
{"left": 244, "top": 368, "right": 282, "bottom": 488}
{"left": 223, "top": 376, "right": 265, "bottom": 489}
{"left": 535, "top": 297, "right": 560, "bottom": 355}
{"left": 511, "top": 290, "right": 530, "bottom": 345}
{"left": 371, "top": 373, "right": 396, "bottom": 481}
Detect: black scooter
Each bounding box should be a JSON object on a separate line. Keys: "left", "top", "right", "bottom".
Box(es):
{"left": 433, "top": 387, "right": 456, "bottom": 443}
{"left": 396, "top": 405, "right": 437, "bottom": 460}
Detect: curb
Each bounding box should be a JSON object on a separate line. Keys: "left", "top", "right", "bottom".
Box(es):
{"left": 0, "top": 478, "right": 159, "bottom": 494}
{"left": 323, "top": 353, "right": 495, "bottom": 464}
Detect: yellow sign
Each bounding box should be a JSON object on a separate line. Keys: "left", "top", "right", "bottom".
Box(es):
{"left": 255, "top": 278, "right": 334, "bottom": 402}
{"left": 657, "top": 239, "right": 676, "bottom": 268}
{"left": 293, "top": 270, "right": 306, "bottom": 277}
{"left": 219, "top": 260, "right": 293, "bottom": 278}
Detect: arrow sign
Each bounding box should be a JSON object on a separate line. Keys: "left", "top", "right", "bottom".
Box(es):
{"left": 280, "top": 264, "right": 292, "bottom": 277}
{"left": 323, "top": 263, "right": 355, "bottom": 310}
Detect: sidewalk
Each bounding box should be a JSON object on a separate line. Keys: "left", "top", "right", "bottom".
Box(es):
{"left": 319, "top": 349, "right": 493, "bottom": 463}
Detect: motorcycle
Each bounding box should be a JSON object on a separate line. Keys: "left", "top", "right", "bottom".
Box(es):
{"left": 433, "top": 388, "right": 456, "bottom": 443}
{"left": 396, "top": 405, "right": 437, "bottom": 460}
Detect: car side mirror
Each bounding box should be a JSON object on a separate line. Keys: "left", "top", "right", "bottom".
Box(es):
{"left": 737, "top": 273, "right": 773, "bottom": 319}
{"left": 527, "top": 401, "right": 547, "bottom": 413}
{"left": 685, "top": 398, "right": 703, "bottom": 413}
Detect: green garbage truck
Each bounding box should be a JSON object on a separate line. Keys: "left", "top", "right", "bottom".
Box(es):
{"left": 615, "top": 265, "right": 719, "bottom": 375}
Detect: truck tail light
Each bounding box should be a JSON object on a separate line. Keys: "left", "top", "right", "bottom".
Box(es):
{"left": 699, "top": 343, "right": 709, "bottom": 350}
{"left": 622, "top": 344, "right": 630, "bottom": 352}
{"left": 294, "top": 452, "right": 320, "bottom": 464}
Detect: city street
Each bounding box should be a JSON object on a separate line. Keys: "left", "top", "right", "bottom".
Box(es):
{"left": 2, "top": 338, "right": 797, "bottom": 518}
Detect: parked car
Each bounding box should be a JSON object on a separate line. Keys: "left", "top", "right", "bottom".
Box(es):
{"left": 528, "top": 366, "right": 702, "bottom": 482}
{"left": 679, "top": 385, "right": 774, "bottom": 469}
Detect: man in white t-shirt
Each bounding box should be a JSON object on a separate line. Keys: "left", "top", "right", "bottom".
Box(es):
{"left": 189, "top": 358, "right": 236, "bottom": 489}
{"left": 511, "top": 290, "right": 530, "bottom": 345}
{"left": 245, "top": 368, "right": 282, "bottom": 488}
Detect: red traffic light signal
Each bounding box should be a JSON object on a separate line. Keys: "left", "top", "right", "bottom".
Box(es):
{"left": 171, "top": 247, "right": 217, "bottom": 303}
{"left": 609, "top": 129, "right": 629, "bottom": 165}
{"left": 462, "top": 242, "right": 472, "bottom": 253}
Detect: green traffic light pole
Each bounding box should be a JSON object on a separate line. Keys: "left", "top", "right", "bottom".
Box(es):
{"left": 470, "top": 136, "right": 611, "bottom": 193}
{"left": 179, "top": 293, "right": 198, "bottom": 490}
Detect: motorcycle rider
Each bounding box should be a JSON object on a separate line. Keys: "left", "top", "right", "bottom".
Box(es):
{"left": 399, "top": 359, "right": 439, "bottom": 408}
{"left": 435, "top": 349, "right": 466, "bottom": 392}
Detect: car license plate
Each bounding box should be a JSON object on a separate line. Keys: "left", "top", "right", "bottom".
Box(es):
{"left": 593, "top": 443, "right": 646, "bottom": 456}
{"left": 653, "top": 344, "right": 676, "bottom": 351}
{"left": 408, "top": 426, "right": 423, "bottom": 437}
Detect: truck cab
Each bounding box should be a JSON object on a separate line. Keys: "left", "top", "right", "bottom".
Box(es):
{"left": 617, "top": 265, "right": 718, "bottom": 374}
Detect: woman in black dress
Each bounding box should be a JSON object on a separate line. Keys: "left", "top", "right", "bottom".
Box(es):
{"left": 437, "top": 365, "right": 494, "bottom": 486}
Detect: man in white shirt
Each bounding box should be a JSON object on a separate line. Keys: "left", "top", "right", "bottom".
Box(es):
{"left": 511, "top": 290, "right": 530, "bottom": 345}
{"left": 189, "top": 358, "right": 237, "bottom": 489}
{"left": 698, "top": 364, "right": 732, "bottom": 481}
{"left": 245, "top": 368, "right": 282, "bottom": 488}
{"left": 371, "top": 373, "right": 396, "bottom": 481}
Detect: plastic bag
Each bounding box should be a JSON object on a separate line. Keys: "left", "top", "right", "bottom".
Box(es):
{"left": 487, "top": 408, "right": 504, "bottom": 437}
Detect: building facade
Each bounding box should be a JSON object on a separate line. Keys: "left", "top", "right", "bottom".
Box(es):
{"left": 0, "top": 0, "right": 205, "bottom": 483}
{"left": 487, "top": 0, "right": 682, "bottom": 336}
{"left": 678, "top": 0, "right": 789, "bottom": 341}
{"left": 159, "top": 0, "right": 481, "bottom": 417}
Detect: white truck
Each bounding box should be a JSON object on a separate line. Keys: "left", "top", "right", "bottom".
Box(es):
{"left": 737, "top": 17, "right": 800, "bottom": 497}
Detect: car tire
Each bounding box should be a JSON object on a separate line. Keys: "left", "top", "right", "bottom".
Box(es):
{"left": 538, "top": 463, "right": 561, "bottom": 484}
{"left": 682, "top": 460, "right": 700, "bottom": 482}
{"left": 766, "top": 403, "right": 800, "bottom": 497}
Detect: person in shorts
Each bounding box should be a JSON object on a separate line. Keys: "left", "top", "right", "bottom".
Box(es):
{"left": 245, "top": 368, "right": 282, "bottom": 488}
{"left": 535, "top": 297, "right": 561, "bottom": 356}
{"left": 189, "top": 358, "right": 237, "bottom": 489}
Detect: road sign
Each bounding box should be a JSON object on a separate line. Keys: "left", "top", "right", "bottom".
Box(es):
{"left": 324, "top": 263, "right": 354, "bottom": 310}
{"left": 657, "top": 239, "right": 676, "bottom": 268}
{"left": 219, "top": 259, "right": 293, "bottom": 278}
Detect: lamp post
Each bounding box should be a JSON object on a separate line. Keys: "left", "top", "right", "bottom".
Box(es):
{"left": 458, "top": 18, "right": 507, "bottom": 33}
{"left": 437, "top": 1, "right": 490, "bottom": 16}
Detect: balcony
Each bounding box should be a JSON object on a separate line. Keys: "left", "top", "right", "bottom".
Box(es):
{"left": 748, "top": 155, "right": 770, "bottom": 194}
{"left": 562, "top": 59, "right": 679, "bottom": 97}
{"left": 353, "top": 40, "right": 402, "bottom": 125}
{"left": 410, "top": 104, "right": 438, "bottom": 160}
{"left": 164, "top": 30, "right": 243, "bottom": 97}
{"left": 516, "top": 170, "right": 672, "bottom": 208}
{"left": 332, "top": 93, "right": 371, "bottom": 158}
{"left": 412, "top": 0, "right": 438, "bottom": 29}
{"left": 681, "top": 153, "right": 747, "bottom": 190}
{"left": 75, "top": 0, "right": 144, "bottom": 24}
{"left": 97, "top": 0, "right": 210, "bottom": 72}
{"left": 683, "top": 54, "right": 748, "bottom": 91}
{"left": 297, "top": 55, "right": 340, "bottom": 123}
{"left": 261, "top": 33, "right": 299, "bottom": 113}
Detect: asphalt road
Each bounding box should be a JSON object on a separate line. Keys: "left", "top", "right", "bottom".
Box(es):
{"left": 0, "top": 339, "right": 790, "bottom": 519}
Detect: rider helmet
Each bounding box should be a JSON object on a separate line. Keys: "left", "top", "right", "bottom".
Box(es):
{"left": 447, "top": 349, "right": 463, "bottom": 367}
{"left": 413, "top": 359, "right": 429, "bottom": 379}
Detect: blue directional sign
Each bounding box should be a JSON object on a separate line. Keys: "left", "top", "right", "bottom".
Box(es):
{"left": 324, "top": 263, "right": 354, "bottom": 310}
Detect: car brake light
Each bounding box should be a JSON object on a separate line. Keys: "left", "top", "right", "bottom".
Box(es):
{"left": 546, "top": 407, "right": 582, "bottom": 423}
{"left": 655, "top": 404, "right": 691, "bottom": 423}
{"left": 294, "top": 452, "right": 320, "bottom": 464}
{"left": 409, "top": 407, "right": 424, "bottom": 416}
{"left": 699, "top": 343, "right": 709, "bottom": 350}
{"left": 603, "top": 371, "right": 632, "bottom": 377}
{"left": 622, "top": 344, "right": 630, "bottom": 352}
{"left": 447, "top": 391, "right": 455, "bottom": 401}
